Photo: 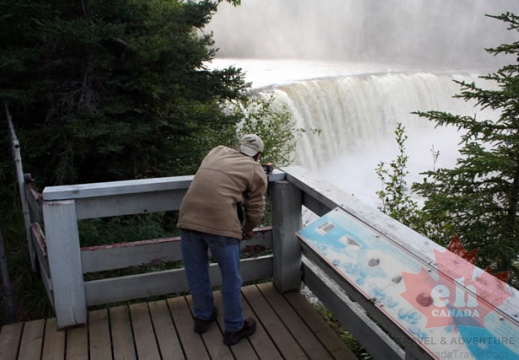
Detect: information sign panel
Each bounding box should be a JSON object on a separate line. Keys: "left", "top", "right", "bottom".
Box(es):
{"left": 297, "top": 207, "right": 519, "bottom": 359}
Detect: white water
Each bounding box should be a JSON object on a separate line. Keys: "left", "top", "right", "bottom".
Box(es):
{"left": 271, "top": 70, "right": 497, "bottom": 206}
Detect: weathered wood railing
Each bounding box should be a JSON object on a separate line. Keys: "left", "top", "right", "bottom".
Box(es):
{"left": 23, "top": 166, "right": 519, "bottom": 360}
{"left": 27, "top": 172, "right": 279, "bottom": 321}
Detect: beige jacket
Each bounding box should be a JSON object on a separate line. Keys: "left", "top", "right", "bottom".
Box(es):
{"left": 177, "top": 146, "right": 267, "bottom": 239}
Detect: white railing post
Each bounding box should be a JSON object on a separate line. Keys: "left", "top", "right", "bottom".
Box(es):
{"left": 271, "top": 180, "right": 302, "bottom": 292}
{"left": 43, "top": 199, "right": 86, "bottom": 329}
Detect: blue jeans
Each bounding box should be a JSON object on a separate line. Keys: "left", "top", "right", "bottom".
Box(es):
{"left": 180, "top": 229, "right": 244, "bottom": 332}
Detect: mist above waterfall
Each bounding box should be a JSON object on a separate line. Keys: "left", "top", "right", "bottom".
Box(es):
{"left": 208, "top": 0, "right": 519, "bottom": 69}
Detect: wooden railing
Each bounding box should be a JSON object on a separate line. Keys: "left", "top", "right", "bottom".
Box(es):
{"left": 22, "top": 166, "right": 519, "bottom": 360}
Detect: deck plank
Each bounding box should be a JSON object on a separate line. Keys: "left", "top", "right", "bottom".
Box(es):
{"left": 284, "top": 291, "right": 358, "bottom": 360}
{"left": 66, "top": 324, "right": 88, "bottom": 359}
{"left": 185, "top": 295, "right": 235, "bottom": 359}
{"left": 258, "top": 283, "right": 334, "bottom": 359}
{"left": 242, "top": 284, "right": 309, "bottom": 359}
{"left": 42, "top": 318, "right": 65, "bottom": 360}
{"left": 130, "top": 303, "right": 161, "bottom": 360}
{"left": 18, "top": 319, "right": 45, "bottom": 360}
{"left": 0, "top": 283, "right": 357, "bottom": 360}
{"left": 148, "top": 300, "right": 185, "bottom": 360}
{"left": 215, "top": 290, "right": 261, "bottom": 360}
{"left": 167, "top": 296, "right": 209, "bottom": 360}
{"left": 88, "top": 309, "right": 112, "bottom": 360}
{"left": 0, "top": 322, "right": 23, "bottom": 360}
{"left": 241, "top": 285, "right": 283, "bottom": 360}
{"left": 110, "top": 305, "right": 137, "bottom": 360}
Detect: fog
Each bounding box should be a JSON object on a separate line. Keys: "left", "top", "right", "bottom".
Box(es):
{"left": 207, "top": 0, "right": 519, "bottom": 69}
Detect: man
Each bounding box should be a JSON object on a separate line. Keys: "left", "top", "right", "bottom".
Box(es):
{"left": 177, "top": 134, "right": 268, "bottom": 346}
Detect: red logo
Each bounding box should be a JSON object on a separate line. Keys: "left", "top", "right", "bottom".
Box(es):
{"left": 400, "top": 235, "right": 510, "bottom": 331}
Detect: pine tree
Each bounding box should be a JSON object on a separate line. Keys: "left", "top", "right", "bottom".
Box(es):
{"left": 1, "top": 0, "right": 247, "bottom": 186}
{"left": 412, "top": 12, "right": 519, "bottom": 281}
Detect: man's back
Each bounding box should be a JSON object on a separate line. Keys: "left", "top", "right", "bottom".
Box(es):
{"left": 178, "top": 146, "right": 267, "bottom": 239}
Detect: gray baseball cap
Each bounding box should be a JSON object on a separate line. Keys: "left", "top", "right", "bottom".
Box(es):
{"left": 238, "top": 134, "right": 264, "bottom": 157}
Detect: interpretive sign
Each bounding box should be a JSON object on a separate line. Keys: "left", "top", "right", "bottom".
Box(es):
{"left": 297, "top": 207, "right": 519, "bottom": 359}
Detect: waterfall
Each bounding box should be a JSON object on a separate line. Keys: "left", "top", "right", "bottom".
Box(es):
{"left": 265, "top": 71, "right": 488, "bottom": 169}
{"left": 206, "top": 0, "right": 518, "bottom": 205}
{"left": 257, "top": 71, "right": 497, "bottom": 205}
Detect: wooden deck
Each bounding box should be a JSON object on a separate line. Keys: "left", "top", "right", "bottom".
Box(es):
{"left": 0, "top": 283, "right": 357, "bottom": 359}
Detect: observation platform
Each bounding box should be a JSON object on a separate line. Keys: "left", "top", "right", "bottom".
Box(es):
{"left": 4, "top": 164, "right": 519, "bottom": 360}
{"left": 0, "top": 283, "right": 356, "bottom": 359}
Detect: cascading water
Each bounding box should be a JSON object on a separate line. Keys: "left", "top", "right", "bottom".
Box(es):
{"left": 266, "top": 71, "right": 483, "bottom": 170}
{"left": 253, "top": 70, "right": 497, "bottom": 206}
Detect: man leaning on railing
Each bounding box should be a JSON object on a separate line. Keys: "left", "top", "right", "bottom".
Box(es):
{"left": 177, "top": 134, "right": 268, "bottom": 346}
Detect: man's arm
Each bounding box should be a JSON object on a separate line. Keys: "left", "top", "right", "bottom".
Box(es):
{"left": 241, "top": 166, "right": 267, "bottom": 240}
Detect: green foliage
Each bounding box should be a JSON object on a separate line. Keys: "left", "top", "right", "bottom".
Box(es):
{"left": 78, "top": 213, "right": 178, "bottom": 248}
{"left": 375, "top": 125, "right": 453, "bottom": 243}
{"left": 375, "top": 123, "right": 422, "bottom": 229}
{"left": 1, "top": 0, "right": 250, "bottom": 187}
{"left": 219, "top": 93, "right": 319, "bottom": 228}
{"left": 411, "top": 12, "right": 519, "bottom": 281}
{"left": 0, "top": 186, "right": 54, "bottom": 324}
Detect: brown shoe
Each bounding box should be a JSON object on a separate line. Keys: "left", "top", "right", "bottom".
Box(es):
{"left": 194, "top": 307, "right": 218, "bottom": 334}
{"left": 223, "top": 318, "right": 257, "bottom": 346}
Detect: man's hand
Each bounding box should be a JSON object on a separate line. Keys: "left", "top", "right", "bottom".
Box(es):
{"left": 242, "top": 230, "right": 254, "bottom": 241}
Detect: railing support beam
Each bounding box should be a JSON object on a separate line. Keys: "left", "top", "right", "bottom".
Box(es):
{"left": 43, "top": 200, "right": 86, "bottom": 329}
{"left": 271, "top": 180, "right": 302, "bottom": 292}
